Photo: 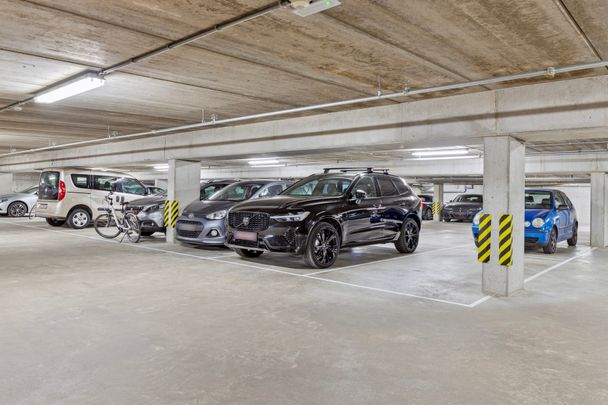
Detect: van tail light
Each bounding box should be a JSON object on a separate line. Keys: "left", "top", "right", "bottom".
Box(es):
{"left": 58, "top": 180, "right": 66, "bottom": 201}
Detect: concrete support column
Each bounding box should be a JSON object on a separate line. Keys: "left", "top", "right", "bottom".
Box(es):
{"left": 590, "top": 172, "right": 608, "bottom": 247}
{"left": 166, "top": 159, "right": 200, "bottom": 244}
{"left": 433, "top": 183, "right": 444, "bottom": 221}
{"left": 482, "top": 136, "right": 525, "bottom": 296}
{"left": 0, "top": 173, "right": 13, "bottom": 194}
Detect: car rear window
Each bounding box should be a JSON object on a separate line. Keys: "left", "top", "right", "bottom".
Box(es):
{"left": 71, "top": 174, "right": 90, "bottom": 189}
{"left": 39, "top": 171, "right": 60, "bottom": 200}
{"left": 391, "top": 177, "right": 410, "bottom": 195}
{"left": 377, "top": 176, "right": 398, "bottom": 196}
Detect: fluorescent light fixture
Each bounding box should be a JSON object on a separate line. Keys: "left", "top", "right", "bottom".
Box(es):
{"left": 34, "top": 73, "right": 105, "bottom": 104}
{"left": 153, "top": 164, "right": 169, "bottom": 171}
{"left": 249, "top": 164, "right": 286, "bottom": 168}
{"left": 292, "top": 0, "right": 341, "bottom": 17}
{"left": 412, "top": 155, "right": 480, "bottom": 161}
{"left": 249, "top": 158, "right": 280, "bottom": 165}
{"left": 412, "top": 149, "right": 470, "bottom": 157}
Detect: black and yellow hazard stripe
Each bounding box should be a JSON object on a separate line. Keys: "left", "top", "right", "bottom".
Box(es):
{"left": 170, "top": 200, "right": 179, "bottom": 228}
{"left": 432, "top": 201, "right": 441, "bottom": 215}
{"left": 498, "top": 214, "right": 513, "bottom": 266}
{"left": 477, "top": 214, "right": 492, "bottom": 263}
{"left": 163, "top": 200, "right": 180, "bottom": 228}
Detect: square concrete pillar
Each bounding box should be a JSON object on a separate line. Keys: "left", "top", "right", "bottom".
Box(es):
{"left": 0, "top": 173, "right": 13, "bottom": 194}
{"left": 482, "top": 136, "right": 525, "bottom": 296}
{"left": 166, "top": 160, "right": 201, "bottom": 244}
{"left": 590, "top": 172, "right": 608, "bottom": 248}
{"left": 433, "top": 183, "right": 444, "bottom": 221}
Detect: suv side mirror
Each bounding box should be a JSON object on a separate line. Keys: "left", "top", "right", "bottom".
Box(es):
{"left": 349, "top": 189, "right": 367, "bottom": 204}
{"left": 557, "top": 204, "right": 569, "bottom": 211}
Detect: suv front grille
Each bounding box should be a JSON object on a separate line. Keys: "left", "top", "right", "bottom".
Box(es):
{"left": 229, "top": 212, "right": 269, "bottom": 231}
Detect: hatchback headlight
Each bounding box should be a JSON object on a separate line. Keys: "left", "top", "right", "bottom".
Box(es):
{"left": 532, "top": 218, "right": 545, "bottom": 228}
{"left": 473, "top": 213, "right": 481, "bottom": 225}
{"left": 205, "top": 210, "right": 227, "bottom": 220}
{"left": 271, "top": 211, "right": 310, "bottom": 222}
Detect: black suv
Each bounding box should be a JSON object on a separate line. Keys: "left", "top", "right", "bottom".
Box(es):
{"left": 225, "top": 168, "right": 422, "bottom": 268}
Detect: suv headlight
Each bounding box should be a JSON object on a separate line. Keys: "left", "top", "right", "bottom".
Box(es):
{"left": 271, "top": 211, "right": 310, "bottom": 222}
{"left": 532, "top": 218, "right": 545, "bottom": 228}
{"left": 473, "top": 213, "right": 481, "bottom": 225}
{"left": 205, "top": 210, "right": 227, "bottom": 220}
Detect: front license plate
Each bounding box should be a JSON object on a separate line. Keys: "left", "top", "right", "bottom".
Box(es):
{"left": 179, "top": 223, "right": 201, "bottom": 231}
{"left": 234, "top": 231, "right": 257, "bottom": 242}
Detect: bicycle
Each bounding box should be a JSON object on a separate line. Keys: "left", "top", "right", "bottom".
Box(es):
{"left": 94, "top": 191, "right": 141, "bottom": 243}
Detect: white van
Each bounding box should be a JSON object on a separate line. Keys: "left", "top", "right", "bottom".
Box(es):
{"left": 36, "top": 168, "right": 149, "bottom": 229}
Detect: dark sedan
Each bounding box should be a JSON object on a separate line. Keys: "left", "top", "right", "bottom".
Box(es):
{"left": 440, "top": 193, "right": 483, "bottom": 222}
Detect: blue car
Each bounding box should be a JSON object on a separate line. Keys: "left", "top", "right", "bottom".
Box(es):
{"left": 472, "top": 189, "right": 578, "bottom": 254}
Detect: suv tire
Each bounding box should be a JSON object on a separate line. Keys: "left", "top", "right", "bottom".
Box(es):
{"left": 234, "top": 248, "right": 264, "bottom": 258}
{"left": 304, "top": 222, "right": 340, "bottom": 269}
{"left": 395, "top": 217, "right": 420, "bottom": 253}
{"left": 67, "top": 208, "right": 91, "bottom": 229}
{"left": 46, "top": 218, "right": 66, "bottom": 227}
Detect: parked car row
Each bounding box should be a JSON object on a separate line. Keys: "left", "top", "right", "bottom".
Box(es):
{"left": 0, "top": 185, "right": 39, "bottom": 217}
{"left": 31, "top": 167, "right": 422, "bottom": 268}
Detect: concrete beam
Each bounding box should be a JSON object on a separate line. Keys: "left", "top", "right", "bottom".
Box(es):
{"left": 1, "top": 75, "right": 608, "bottom": 173}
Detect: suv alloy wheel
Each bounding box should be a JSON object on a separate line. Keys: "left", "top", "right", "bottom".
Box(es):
{"left": 304, "top": 222, "right": 340, "bottom": 269}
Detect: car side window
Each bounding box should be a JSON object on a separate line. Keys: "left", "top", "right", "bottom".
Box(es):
{"left": 121, "top": 177, "right": 147, "bottom": 195}
{"left": 200, "top": 184, "right": 224, "bottom": 199}
{"left": 257, "top": 184, "right": 285, "bottom": 198}
{"left": 71, "top": 174, "right": 90, "bottom": 189}
{"left": 94, "top": 175, "right": 119, "bottom": 191}
{"left": 554, "top": 192, "right": 566, "bottom": 208}
{"left": 563, "top": 194, "right": 574, "bottom": 209}
{"left": 353, "top": 176, "right": 378, "bottom": 198}
{"left": 376, "top": 176, "right": 398, "bottom": 197}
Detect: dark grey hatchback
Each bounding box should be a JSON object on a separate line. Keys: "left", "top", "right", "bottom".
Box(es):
{"left": 225, "top": 168, "right": 422, "bottom": 268}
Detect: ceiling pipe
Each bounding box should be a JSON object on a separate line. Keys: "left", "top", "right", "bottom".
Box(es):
{"left": 1, "top": 60, "right": 608, "bottom": 158}
{"left": 0, "top": 1, "right": 291, "bottom": 114}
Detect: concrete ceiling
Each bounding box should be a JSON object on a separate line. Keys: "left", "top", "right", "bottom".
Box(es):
{"left": 1, "top": 0, "right": 607, "bottom": 153}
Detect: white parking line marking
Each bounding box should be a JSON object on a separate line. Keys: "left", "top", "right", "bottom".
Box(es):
{"left": 306, "top": 243, "right": 471, "bottom": 276}
{"left": 1, "top": 219, "right": 479, "bottom": 308}
{"left": 524, "top": 247, "right": 596, "bottom": 283}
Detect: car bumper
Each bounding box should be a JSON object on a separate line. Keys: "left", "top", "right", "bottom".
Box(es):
{"left": 442, "top": 210, "right": 479, "bottom": 221}
{"left": 472, "top": 228, "right": 550, "bottom": 247}
{"left": 0, "top": 201, "right": 8, "bottom": 214}
{"left": 134, "top": 210, "right": 165, "bottom": 233}
{"left": 175, "top": 216, "right": 226, "bottom": 245}
{"left": 225, "top": 223, "right": 308, "bottom": 254}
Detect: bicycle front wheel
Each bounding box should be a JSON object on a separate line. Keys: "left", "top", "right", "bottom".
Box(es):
{"left": 94, "top": 213, "right": 121, "bottom": 239}
{"left": 124, "top": 213, "right": 141, "bottom": 243}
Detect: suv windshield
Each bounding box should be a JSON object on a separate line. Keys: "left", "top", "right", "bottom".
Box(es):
{"left": 454, "top": 194, "right": 482, "bottom": 203}
{"left": 284, "top": 176, "right": 352, "bottom": 197}
{"left": 526, "top": 191, "right": 553, "bottom": 209}
{"left": 210, "top": 183, "right": 264, "bottom": 201}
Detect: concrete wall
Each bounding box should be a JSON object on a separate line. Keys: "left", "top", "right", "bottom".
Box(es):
{"left": 0, "top": 172, "right": 38, "bottom": 193}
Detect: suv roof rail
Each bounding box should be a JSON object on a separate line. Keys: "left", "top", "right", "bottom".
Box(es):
{"left": 323, "top": 167, "right": 390, "bottom": 174}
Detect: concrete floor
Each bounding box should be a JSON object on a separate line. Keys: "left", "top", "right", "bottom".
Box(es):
{"left": 0, "top": 217, "right": 607, "bottom": 405}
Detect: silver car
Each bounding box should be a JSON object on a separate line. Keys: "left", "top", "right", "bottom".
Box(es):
{"left": 0, "top": 185, "right": 38, "bottom": 217}
{"left": 176, "top": 180, "right": 292, "bottom": 246}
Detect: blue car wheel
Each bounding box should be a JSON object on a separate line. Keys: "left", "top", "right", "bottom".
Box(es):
{"left": 543, "top": 228, "right": 558, "bottom": 254}
{"left": 567, "top": 223, "right": 578, "bottom": 246}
